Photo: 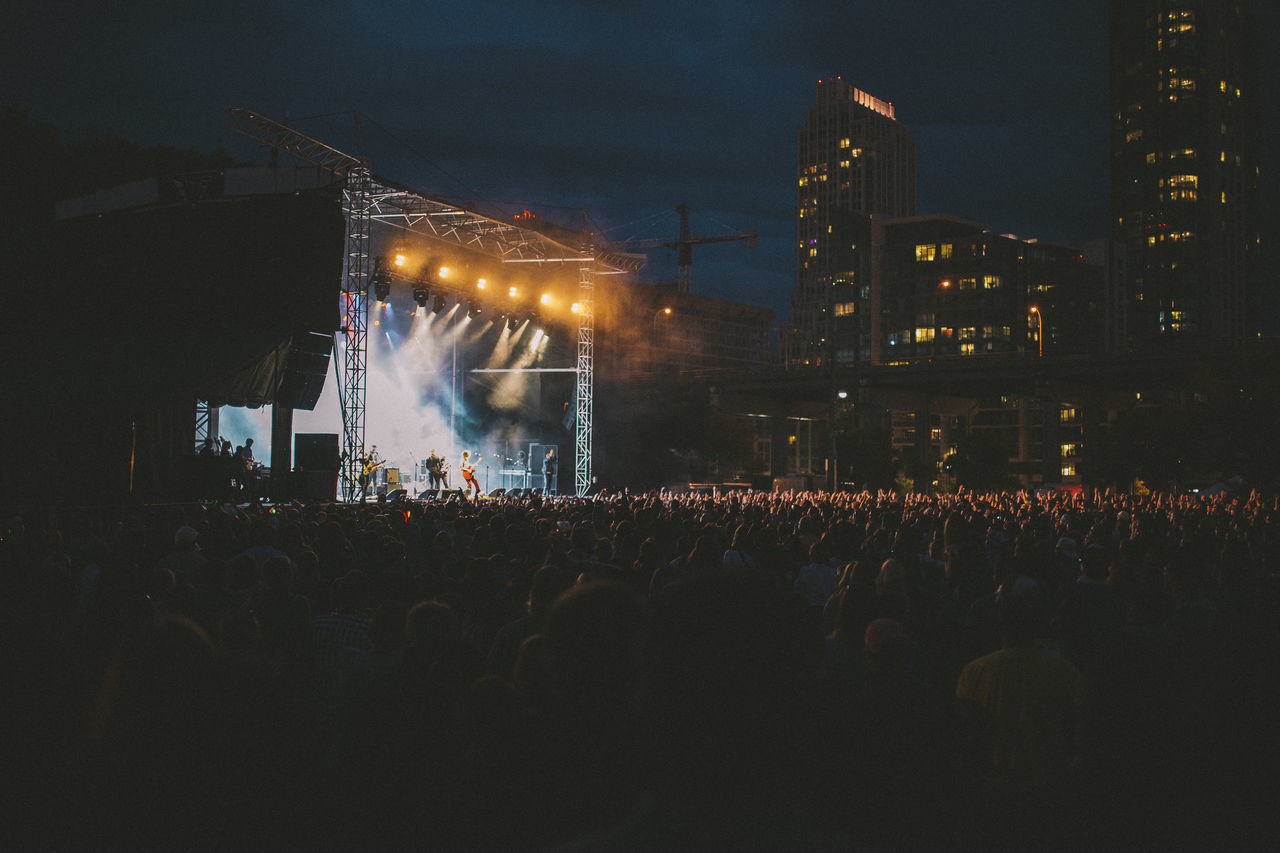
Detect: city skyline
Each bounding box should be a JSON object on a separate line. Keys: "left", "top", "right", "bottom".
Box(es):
{"left": 6, "top": 1, "right": 1276, "bottom": 328}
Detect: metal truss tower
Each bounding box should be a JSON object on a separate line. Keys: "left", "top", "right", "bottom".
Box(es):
{"left": 338, "top": 165, "right": 373, "bottom": 500}
{"left": 575, "top": 261, "right": 594, "bottom": 497}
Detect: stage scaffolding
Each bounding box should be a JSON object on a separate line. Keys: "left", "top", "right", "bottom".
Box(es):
{"left": 230, "top": 109, "right": 641, "bottom": 497}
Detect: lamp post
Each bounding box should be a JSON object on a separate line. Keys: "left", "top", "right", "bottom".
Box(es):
{"left": 830, "top": 389, "right": 848, "bottom": 492}
{"left": 651, "top": 306, "right": 672, "bottom": 370}
{"left": 1029, "top": 305, "right": 1043, "bottom": 358}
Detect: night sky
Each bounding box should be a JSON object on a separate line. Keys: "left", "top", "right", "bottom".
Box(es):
{"left": 7, "top": 1, "right": 1277, "bottom": 327}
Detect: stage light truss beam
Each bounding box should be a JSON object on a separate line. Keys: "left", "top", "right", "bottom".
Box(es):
{"left": 575, "top": 261, "right": 594, "bottom": 498}
{"left": 365, "top": 186, "right": 606, "bottom": 265}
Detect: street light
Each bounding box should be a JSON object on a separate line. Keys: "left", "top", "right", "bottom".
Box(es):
{"left": 830, "top": 390, "right": 848, "bottom": 493}
{"left": 651, "top": 307, "right": 673, "bottom": 369}
{"left": 1029, "top": 305, "right": 1043, "bottom": 358}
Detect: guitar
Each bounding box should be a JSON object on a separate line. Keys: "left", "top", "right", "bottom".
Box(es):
{"left": 460, "top": 455, "right": 480, "bottom": 480}
{"left": 362, "top": 459, "right": 384, "bottom": 477}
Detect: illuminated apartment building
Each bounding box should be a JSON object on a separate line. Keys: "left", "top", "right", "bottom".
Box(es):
{"left": 878, "top": 216, "right": 1103, "bottom": 361}
{"left": 788, "top": 78, "right": 915, "bottom": 367}
{"left": 1109, "top": 0, "right": 1259, "bottom": 347}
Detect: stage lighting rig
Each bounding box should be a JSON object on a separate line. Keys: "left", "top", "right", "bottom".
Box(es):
{"left": 506, "top": 316, "right": 519, "bottom": 331}
{"left": 413, "top": 285, "right": 429, "bottom": 308}
{"left": 372, "top": 258, "right": 392, "bottom": 302}
{"left": 432, "top": 294, "right": 447, "bottom": 314}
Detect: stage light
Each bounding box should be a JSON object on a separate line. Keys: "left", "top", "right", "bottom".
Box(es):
{"left": 432, "top": 294, "right": 446, "bottom": 313}
{"left": 438, "top": 266, "right": 449, "bottom": 279}
{"left": 477, "top": 278, "right": 487, "bottom": 290}
{"left": 393, "top": 249, "right": 407, "bottom": 268}
{"left": 413, "top": 285, "right": 429, "bottom": 308}
{"left": 540, "top": 293, "right": 551, "bottom": 305}
{"left": 468, "top": 302, "right": 482, "bottom": 318}
{"left": 508, "top": 286, "right": 518, "bottom": 298}
{"left": 506, "top": 316, "right": 519, "bottom": 331}
{"left": 571, "top": 302, "right": 581, "bottom": 313}
{"left": 372, "top": 259, "right": 391, "bottom": 302}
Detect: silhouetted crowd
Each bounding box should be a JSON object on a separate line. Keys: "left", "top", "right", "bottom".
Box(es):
{"left": 3, "top": 487, "right": 1277, "bottom": 850}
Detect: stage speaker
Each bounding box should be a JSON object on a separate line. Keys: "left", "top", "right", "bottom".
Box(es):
{"left": 386, "top": 488, "right": 407, "bottom": 501}
{"left": 295, "top": 433, "right": 339, "bottom": 471}
{"left": 488, "top": 488, "right": 506, "bottom": 498}
{"left": 386, "top": 467, "right": 401, "bottom": 485}
{"left": 418, "top": 488, "right": 439, "bottom": 500}
{"left": 289, "top": 470, "right": 337, "bottom": 502}
{"left": 507, "top": 488, "right": 523, "bottom": 498}
{"left": 277, "top": 331, "right": 333, "bottom": 411}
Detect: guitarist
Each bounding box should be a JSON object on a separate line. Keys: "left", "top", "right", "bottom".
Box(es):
{"left": 359, "top": 445, "right": 383, "bottom": 501}
{"left": 425, "top": 449, "right": 444, "bottom": 490}
{"left": 460, "top": 450, "right": 481, "bottom": 499}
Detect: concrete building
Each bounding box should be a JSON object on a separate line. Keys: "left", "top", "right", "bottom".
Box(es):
{"left": 1109, "top": 0, "right": 1260, "bottom": 347}
{"left": 789, "top": 78, "right": 915, "bottom": 368}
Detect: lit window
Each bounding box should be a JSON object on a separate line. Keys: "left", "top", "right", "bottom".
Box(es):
{"left": 959, "top": 278, "right": 977, "bottom": 291}
{"left": 1061, "top": 464, "right": 1077, "bottom": 478}
{"left": 915, "top": 327, "right": 936, "bottom": 342}
{"left": 1061, "top": 443, "right": 1077, "bottom": 457}
{"left": 982, "top": 326, "right": 994, "bottom": 339}
{"left": 833, "top": 302, "right": 856, "bottom": 317}
{"left": 958, "top": 327, "right": 976, "bottom": 341}
{"left": 839, "top": 160, "right": 850, "bottom": 169}
{"left": 1060, "top": 407, "right": 1077, "bottom": 423}
{"left": 940, "top": 243, "right": 953, "bottom": 259}
{"left": 1145, "top": 152, "right": 1156, "bottom": 164}
{"left": 840, "top": 137, "right": 850, "bottom": 148}
{"left": 1168, "top": 174, "right": 1198, "bottom": 187}
{"left": 960, "top": 342, "right": 975, "bottom": 356}
{"left": 798, "top": 177, "right": 808, "bottom": 186}
{"left": 915, "top": 244, "right": 937, "bottom": 262}
{"left": 983, "top": 275, "right": 1001, "bottom": 289}
{"left": 1126, "top": 129, "right": 1143, "bottom": 143}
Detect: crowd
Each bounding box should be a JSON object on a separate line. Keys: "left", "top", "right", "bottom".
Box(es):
{"left": 3, "top": 487, "right": 1277, "bottom": 850}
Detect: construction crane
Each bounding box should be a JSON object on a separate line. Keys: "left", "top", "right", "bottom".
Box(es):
{"left": 621, "top": 204, "right": 756, "bottom": 294}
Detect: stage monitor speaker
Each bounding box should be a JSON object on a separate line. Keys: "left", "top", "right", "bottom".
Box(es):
{"left": 488, "top": 488, "right": 506, "bottom": 498}
{"left": 277, "top": 331, "right": 333, "bottom": 411}
{"left": 417, "top": 488, "right": 440, "bottom": 500}
{"left": 507, "top": 488, "right": 523, "bottom": 498}
{"left": 386, "top": 488, "right": 407, "bottom": 502}
{"left": 288, "top": 470, "right": 337, "bottom": 502}
{"left": 295, "top": 433, "right": 339, "bottom": 471}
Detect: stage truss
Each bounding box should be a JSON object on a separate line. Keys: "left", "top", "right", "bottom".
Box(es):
{"left": 230, "top": 109, "right": 641, "bottom": 497}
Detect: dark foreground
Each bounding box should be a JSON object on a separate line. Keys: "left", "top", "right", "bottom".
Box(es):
{"left": 3, "top": 488, "right": 1277, "bottom": 850}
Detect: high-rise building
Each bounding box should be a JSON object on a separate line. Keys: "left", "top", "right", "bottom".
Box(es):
{"left": 1109, "top": 0, "right": 1260, "bottom": 348}
{"left": 788, "top": 78, "right": 915, "bottom": 367}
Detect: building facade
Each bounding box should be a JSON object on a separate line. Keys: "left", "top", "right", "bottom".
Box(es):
{"left": 1109, "top": 0, "right": 1260, "bottom": 348}
{"left": 877, "top": 216, "right": 1104, "bottom": 362}
{"left": 789, "top": 78, "right": 915, "bottom": 368}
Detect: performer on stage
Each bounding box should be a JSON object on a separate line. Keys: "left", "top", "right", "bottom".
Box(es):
{"left": 425, "top": 449, "right": 444, "bottom": 490}
{"left": 460, "top": 450, "right": 481, "bottom": 499}
{"left": 543, "top": 448, "right": 557, "bottom": 496}
{"left": 236, "top": 438, "right": 260, "bottom": 497}
{"left": 359, "top": 445, "right": 382, "bottom": 501}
